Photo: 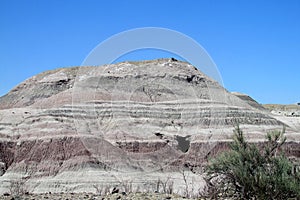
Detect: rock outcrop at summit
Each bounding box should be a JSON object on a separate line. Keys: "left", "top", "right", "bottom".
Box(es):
{"left": 0, "top": 59, "right": 299, "bottom": 195}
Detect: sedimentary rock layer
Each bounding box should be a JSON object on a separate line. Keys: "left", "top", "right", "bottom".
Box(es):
{"left": 0, "top": 59, "right": 298, "bottom": 195}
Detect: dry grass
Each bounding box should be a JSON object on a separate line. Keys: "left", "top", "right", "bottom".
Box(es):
{"left": 0, "top": 192, "right": 198, "bottom": 200}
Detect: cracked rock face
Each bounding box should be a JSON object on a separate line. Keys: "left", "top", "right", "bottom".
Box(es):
{"left": 0, "top": 59, "right": 299, "bottom": 195}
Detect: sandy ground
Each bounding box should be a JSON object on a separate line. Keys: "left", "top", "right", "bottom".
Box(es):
{"left": 0, "top": 192, "right": 202, "bottom": 200}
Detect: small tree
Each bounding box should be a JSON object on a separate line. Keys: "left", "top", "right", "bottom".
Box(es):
{"left": 203, "top": 126, "right": 300, "bottom": 199}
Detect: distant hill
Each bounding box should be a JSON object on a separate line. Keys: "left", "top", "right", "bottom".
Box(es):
{"left": 263, "top": 104, "right": 300, "bottom": 117}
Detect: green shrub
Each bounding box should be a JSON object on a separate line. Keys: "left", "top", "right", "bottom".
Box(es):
{"left": 203, "top": 126, "right": 300, "bottom": 199}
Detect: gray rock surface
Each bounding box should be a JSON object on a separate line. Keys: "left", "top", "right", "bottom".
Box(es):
{"left": 0, "top": 59, "right": 299, "bottom": 195}
{"left": 231, "top": 92, "right": 266, "bottom": 111}
{"left": 0, "top": 162, "right": 5, "bottom": 176}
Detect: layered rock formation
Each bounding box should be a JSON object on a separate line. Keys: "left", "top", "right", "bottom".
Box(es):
{"left": 232, "top": 92, "right": 266, "bottom": 111}
{"left": 0, "top": 59, "right": 299, "bottom": 195}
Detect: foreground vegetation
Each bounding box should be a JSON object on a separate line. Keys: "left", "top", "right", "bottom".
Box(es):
{"left": 203, "top": 126, "right": 300, "bottom": 199}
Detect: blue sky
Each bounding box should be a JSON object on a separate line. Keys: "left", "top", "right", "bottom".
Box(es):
{"left": 0, "top": 0, "right": 299, "bottom": 104}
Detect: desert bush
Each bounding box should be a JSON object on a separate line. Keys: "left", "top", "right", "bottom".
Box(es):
{"left": 203, "top": 126, "right": 300, "bottom": 199}
{"left": 120, "top": 180, "right": 133, "bottom": 193}
{"left": 180, "top": 169, "right": 190, "bottom": 197}
{"left": 156, "top": 177, "right": 174, "bottom": 194}
{"left": 8, "top": 179, "right": 28, "bottom": 197}
{"left": 93, "top": 184, "right": 104, "bottom": 195}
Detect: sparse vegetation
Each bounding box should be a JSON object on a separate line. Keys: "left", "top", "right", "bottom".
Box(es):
{"left": 202, "top": 126, "right": 300, "bottom": 199}
{"left": 8, "top": 179, "right": 28, "bottom": 198}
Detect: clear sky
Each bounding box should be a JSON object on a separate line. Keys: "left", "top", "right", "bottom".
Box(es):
{"left": 0, "top": 0, "right": 299, "bottom": 104}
